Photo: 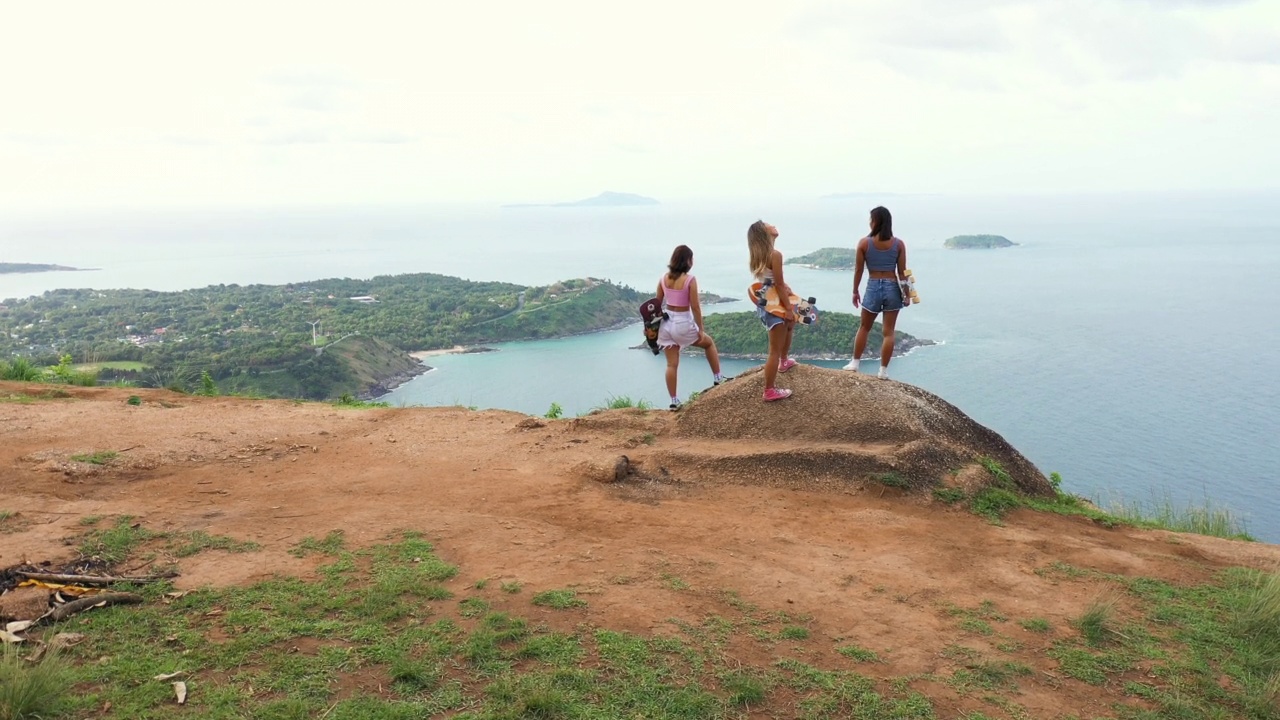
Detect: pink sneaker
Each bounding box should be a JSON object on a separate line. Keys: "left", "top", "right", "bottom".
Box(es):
{"left": 762, "top": 387, "right": 793, "bottom": 402}
{"left": 778, "top": 358, "right": 798, "bottom": 373}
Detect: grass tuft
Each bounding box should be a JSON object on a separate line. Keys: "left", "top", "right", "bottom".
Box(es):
{"left": 1075, "top": 594, "right": 1120, "bottom": 646}
{"left": 69, "top": 450, "right": 118, "bottom": 465}
{"left": 0, "top": 645, "right": 70, "bottom": 720}
{"left": 837, "top": 645, "right": 879, "bottom": 662}
{"left": 1020, "top": 617, "right": 1052, "bottom": 633}
{"left": 593, "top": 395, "right": 653, "bottom": 411}
{"left": 531, "top": 589, "right": 587, "bottom": 610}
{"left": 291, "top": 530, "right": 347, "bottom": 557}
{"left": 1102, "top": 491, "right": 1254, "bottom": 541}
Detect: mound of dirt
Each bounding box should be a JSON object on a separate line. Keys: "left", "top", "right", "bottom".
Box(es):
{"left": 672, "top": 365, "right": 1052, "bottom": 494}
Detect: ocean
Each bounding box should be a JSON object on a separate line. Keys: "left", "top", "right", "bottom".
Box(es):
{"left": 3, "top": 193, "right": 1278, "bottom": 540}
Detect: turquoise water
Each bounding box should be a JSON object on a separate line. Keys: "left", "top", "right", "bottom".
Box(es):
{"left": 4, "top": 194, "right": 1278, "bottom": 539}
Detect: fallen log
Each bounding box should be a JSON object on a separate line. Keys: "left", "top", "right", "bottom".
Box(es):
{"left": 45, "top": 592, "right": 144, "bottom": 622}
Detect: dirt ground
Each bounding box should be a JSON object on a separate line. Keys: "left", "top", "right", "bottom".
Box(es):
{"left": 2, "top": 380, "right": 1277, "bottom": 718}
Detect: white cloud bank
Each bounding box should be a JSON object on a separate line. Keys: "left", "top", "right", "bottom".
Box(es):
{"left": 0, "top": 0, "right": 1276, "bottom": 209}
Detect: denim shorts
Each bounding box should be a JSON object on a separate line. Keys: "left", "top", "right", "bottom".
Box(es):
{"left": 756, "top": 305, "right": 787, "bottom": 330}
{"left": 862, "top": 278, "right": 903, "bottom": 313}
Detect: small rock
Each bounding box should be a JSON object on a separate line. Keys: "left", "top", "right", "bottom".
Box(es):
{"left": 575, "top": 455, "right": 631, "bottom": 483}
{"left": 516, "top": 417, "right": 546, "bottom": 430}
{"left": 0, "top": 587, "right": 51, "bottom": 622}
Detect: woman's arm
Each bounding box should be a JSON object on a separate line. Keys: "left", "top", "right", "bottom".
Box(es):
{"left": 656, "top": 278, "right": 665, "bottom": 304}
{"left": 852, "top": 238, "right": 865, "bottom": 308}
{"left": 770, "top": 250, "right": 796, "bottom": 320}
{"left": 689, "top": 277, "right": 703, "bottom": 327}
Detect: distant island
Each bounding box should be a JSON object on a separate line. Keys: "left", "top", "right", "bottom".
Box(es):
{"left": 0, "top": 262, "right": 89, "bottom": 274}
{"left": 944, "top": 234, "right": 1015, "bottom": 249}
{"left": 503, "top": 191, "right": 659, "bottom": 208}
{"left": 786, "top": 248, "right": 856, "bottom": 270}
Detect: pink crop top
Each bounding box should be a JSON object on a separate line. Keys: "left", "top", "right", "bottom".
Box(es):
{"left": 662, "top": 274, "right": 693, "bottom": 307}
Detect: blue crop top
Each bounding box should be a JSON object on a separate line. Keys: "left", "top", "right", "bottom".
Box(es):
{"left": 864, "top": 237, "right": 901, "bottom": 272}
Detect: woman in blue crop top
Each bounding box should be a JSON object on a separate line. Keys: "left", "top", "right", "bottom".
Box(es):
{"left": 656, "top": 245, "right": 725, "bottom": 410}
{"left": 846, "top": 206, "right": 909, "bottom": 379}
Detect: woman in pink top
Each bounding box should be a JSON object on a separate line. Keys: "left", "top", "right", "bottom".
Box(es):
{"left": 656, "top": 245, "right": 725, "bottom": 410}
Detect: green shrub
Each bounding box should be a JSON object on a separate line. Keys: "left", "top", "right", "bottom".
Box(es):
{"left": 544, "top": 402, "right": 564, "bottom": 419}
{"left": 594, "top": 395, "right": 652, "bottom": 411}
{"left": 198, "top": 370, "right": 218, "bottom": 396}
{"left": 0, "top": 358, "right": 43, "bottom": 382}
{"left": 972, "top": 487, "right": 1022, "bottom": 521}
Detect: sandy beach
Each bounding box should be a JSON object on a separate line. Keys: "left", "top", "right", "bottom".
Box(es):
{"left": 409, "top": 345, "right": 470, "bottom": 360}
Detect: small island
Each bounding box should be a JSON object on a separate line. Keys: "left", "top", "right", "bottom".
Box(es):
{"left": 944, "top": 234, "right": 1015, "bottom": 249}
{"left": 503, "top": 191, "right": 659, "bottom": 208}
{"left": 786, "top": 248, "right": 856, "bottom": 271}
{"left": 0, "top": 262, "right": 87, "bottom": 274}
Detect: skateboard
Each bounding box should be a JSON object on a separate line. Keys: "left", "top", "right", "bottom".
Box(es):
{"left": 902, "top": 269, "right": 920, "bottom": 305}
{"left": 749, "top": 280, "right": 818, "bottom": 325}
{"left": 638, "top": 297, "right": 665, "bottom": 355}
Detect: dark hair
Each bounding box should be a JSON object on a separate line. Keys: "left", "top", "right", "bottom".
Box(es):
{"left": 870, "top": 206, "right": 893, "bottom": 243}
{"left": 667, "top": 245, "right": 693, "bottom": 277}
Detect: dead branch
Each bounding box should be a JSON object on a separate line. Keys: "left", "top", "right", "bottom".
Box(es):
{"left": 17, "top": 571, "right": 165, "bottom": 586}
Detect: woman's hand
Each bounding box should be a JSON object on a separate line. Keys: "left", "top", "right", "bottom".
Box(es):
{"left": 852, "top": 291, "right": 861, "bottom": 309}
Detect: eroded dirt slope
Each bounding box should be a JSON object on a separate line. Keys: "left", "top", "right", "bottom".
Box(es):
{"left": 1, "top": 381, "right": 1276, "bottom": 718}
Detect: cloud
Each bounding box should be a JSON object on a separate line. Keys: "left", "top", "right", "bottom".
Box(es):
{"left": 344, "top": 131, "right": 416, "bottom": 145}
{"left": 4, "top": 132, "right": 74, "bottom": 147}
{"left": 262, "top": 67, "right": 358, "bottom": 113}
{"left": 256, "top": 130, "right": 330, "bottom": 146}
{"left": 164, "top": 134, "right": 220, "bottom": 147}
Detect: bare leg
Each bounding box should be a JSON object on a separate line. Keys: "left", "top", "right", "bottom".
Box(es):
{"left": 663, "top": 346, "right": 680, "bottom": 398}
{"left": 780, "top": 320, "right": 795, "bottom": 363}
{"left": 693, "top": 332, "right": 720, "bottom": 376}
{"left": 854, "top": 309, "right": 877, "bottom": 362}
{"left": 764, "top": 324, "right": 787, "bottom": 389}
{"left": 880, "top": 310, "right": 899, "bottom": 368}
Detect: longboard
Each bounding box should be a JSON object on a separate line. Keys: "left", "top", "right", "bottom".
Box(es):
{"left": 748, "top": 281, "right": 818, "bottom": 325}
{"left": 638, "top": 297, "right": 664, "bottom": 354}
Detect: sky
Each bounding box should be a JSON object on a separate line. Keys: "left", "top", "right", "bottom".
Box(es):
{"left": 1, "top": 0, "right": 1277, "bottom": 210}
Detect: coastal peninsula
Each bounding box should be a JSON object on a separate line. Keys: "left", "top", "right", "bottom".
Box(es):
{"left": 786, "top": 247, "right": 857, "bottom": 270}
{"left": 698, "top": 311, "right": 933, "bottom": 359}
{"left": 0, "top": 262, "right": 88, "bottom": 274}
{"left": 503, "top": 191, "right": 659, "bottom": 208}
{"left": 944, "top": 234, "right": 1015, "bottom": 249}
{"left": 1, "top": 273, "right": 645, "bottom": 401}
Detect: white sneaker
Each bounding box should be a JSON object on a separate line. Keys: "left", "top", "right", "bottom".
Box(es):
{"left": 877, "top": 367, "right": 889, "bottom": 379}
{"left": 842, "top": 359, "right": 860, "bottom": 371}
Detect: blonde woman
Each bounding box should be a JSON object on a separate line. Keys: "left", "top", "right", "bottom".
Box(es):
{"left": 747, "top": 220, "right": 795, "bottom": 401}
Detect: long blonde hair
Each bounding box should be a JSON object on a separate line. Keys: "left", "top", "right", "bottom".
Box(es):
{"left": 747, "top": 220, "right": 774, "bottom": 277}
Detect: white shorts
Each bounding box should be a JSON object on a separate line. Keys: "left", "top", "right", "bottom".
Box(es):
{"left": 657, "top": 310, "right": 701, "bottom": 349}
